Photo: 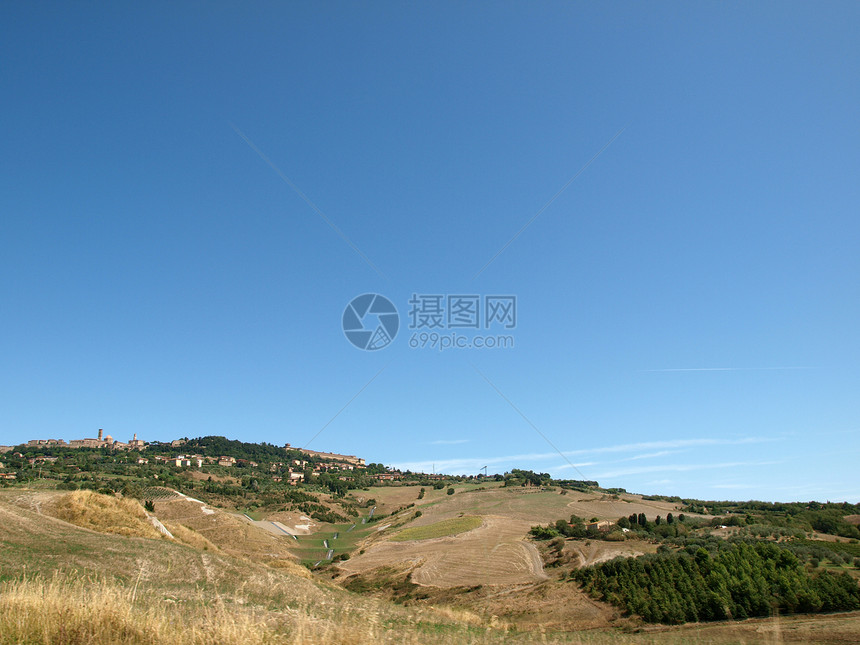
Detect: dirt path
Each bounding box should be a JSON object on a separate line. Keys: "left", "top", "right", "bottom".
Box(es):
{"left": 521, "top": 540, "right": 549, "bottom": 580}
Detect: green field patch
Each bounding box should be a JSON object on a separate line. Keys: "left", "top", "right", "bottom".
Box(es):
{"left": 390, "top": 516, "right": 482, "bottom": 541}
{"left": 287, "top": 521, "right": 374, "bottom": 564}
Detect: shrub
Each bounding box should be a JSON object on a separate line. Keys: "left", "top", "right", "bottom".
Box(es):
{"left": 530, "top": 525, "right": 559, "bottom": 540}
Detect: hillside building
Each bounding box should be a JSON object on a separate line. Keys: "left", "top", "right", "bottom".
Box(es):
{"left": 285, "top": 444, "right": 366, "bottom": 467}
{"left": 586, "top": 520, "right": 615, "bottom": 532}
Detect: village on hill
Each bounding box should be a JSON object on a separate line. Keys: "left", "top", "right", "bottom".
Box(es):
{"left": 0, "top": 430, "right": 465, "bottom": 489}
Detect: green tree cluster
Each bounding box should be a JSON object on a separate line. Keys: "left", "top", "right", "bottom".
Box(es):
{"left": 574, "top": 541, "right": 860, "bottom": 624}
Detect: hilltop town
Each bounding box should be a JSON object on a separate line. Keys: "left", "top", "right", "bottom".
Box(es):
{"left": 0, "top": 430, "right": 449, "bottom": 489}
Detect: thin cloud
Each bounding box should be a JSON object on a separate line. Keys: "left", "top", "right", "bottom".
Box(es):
{"left": 554, "top": 462, "right": 597, "bottom": 470}
{"left": 392, "top": 436, "right": 777, "bottom": 475}
{"left": 644, "top": 367, "right": 816, "bottom": 372}
{"left": 623, "top": 450, "right": 682, "bottom": 461}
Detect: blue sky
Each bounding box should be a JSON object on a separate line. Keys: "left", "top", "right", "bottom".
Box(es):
{"left": 2, "top": 2, "right": 858, "bottom": 502}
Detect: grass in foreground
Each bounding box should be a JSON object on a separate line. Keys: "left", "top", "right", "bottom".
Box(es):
{"left": 6, "top": 573, "right": 860, "bottom": 645}
{"left": 391, "top": 516, "right": 482, "bottom": 542}
{"left": 0, "top": 575, "right": 288, "bottom": 645}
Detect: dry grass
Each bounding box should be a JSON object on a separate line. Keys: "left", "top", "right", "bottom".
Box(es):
{"left": 0, "top": 573, "right": 532, "bottom": 645}
{"left": 3, "top": 490, "right": 860, "bottom": 644}
{"left": 47, "top": 490, "right": 164, "bottom": 540}
{"left": 160, "top": 521, "right": 220, "bottom": 552}
{"left": 6, "top": 574, "right": 859, "bottom": 645}
{"left": 153, "top": 498, "right": 301, "bottom": 563}
{"left": 0, "top": 575, "right": 289, "bottom": 645}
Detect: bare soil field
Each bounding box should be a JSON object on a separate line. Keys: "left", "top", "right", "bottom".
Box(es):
{"left": 356, "top": 483, "right": 479, "bottom": 514}
{"left": 337, "top": 486, "right": 690, "bottom": 591}
{"left": 469, "top": 579, "right": 622, "bottom": 631}
{"left": 411, "top": 487, "right": 685, "bottom": 526}
{"left": 340, "top": 515, "right": 547, "bottom": 587}
{"left": 564, "top": 538, "right": 657, "bottom": 568}
{"left": 566, "top": 492, "right": 682, "bottom": 521}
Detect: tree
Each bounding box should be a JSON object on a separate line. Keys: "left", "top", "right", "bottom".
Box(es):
{"left": 638, "top": 513, "right": 647, "bottom": 527}
{"left": 667, "top": 513, "right": 674, "bottom": 524}
{"left": 530, "top": 525, "right": 559, "bottom": 540}
{"left": 566, "top": 515, "right": 587, "bottom": 538}
{"left": 446, "top": 487, "right": 454, "bottom": 495}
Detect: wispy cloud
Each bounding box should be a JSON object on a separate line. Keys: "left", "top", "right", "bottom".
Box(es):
{"left": 393, "top": 453, "right": 554, "bottom": 475}
{"left": 391, "top": 436, "right": 778, "bottom": 475}
{"left": 554, "top": 462, "right": 597, "bottom": 470}
{"left": 644, "top": 367, "right": 816, "bottom": 372}
{"left": 623, "top": 450, "right": 682, "bottom": 461}
{"left": 429, "top": 439, "right": 470, "bottom": 445}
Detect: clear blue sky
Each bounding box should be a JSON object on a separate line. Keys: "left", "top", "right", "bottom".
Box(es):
{"left": 2, "top": 2, "right": 858, "bottom": 502}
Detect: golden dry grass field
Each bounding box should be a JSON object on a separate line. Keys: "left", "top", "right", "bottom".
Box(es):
{"left": 3, "top": 487, "right": 860, "bottom": 644}
{"left": 340, "top": 515, "right": 547, "bottom": 587}
{"left": 335, "top": 484, "right": 685, "bottom": 590}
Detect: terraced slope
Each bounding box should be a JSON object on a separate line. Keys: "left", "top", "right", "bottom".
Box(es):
{"left": 340, "top": 515, "right": 547, "bottom": 587}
